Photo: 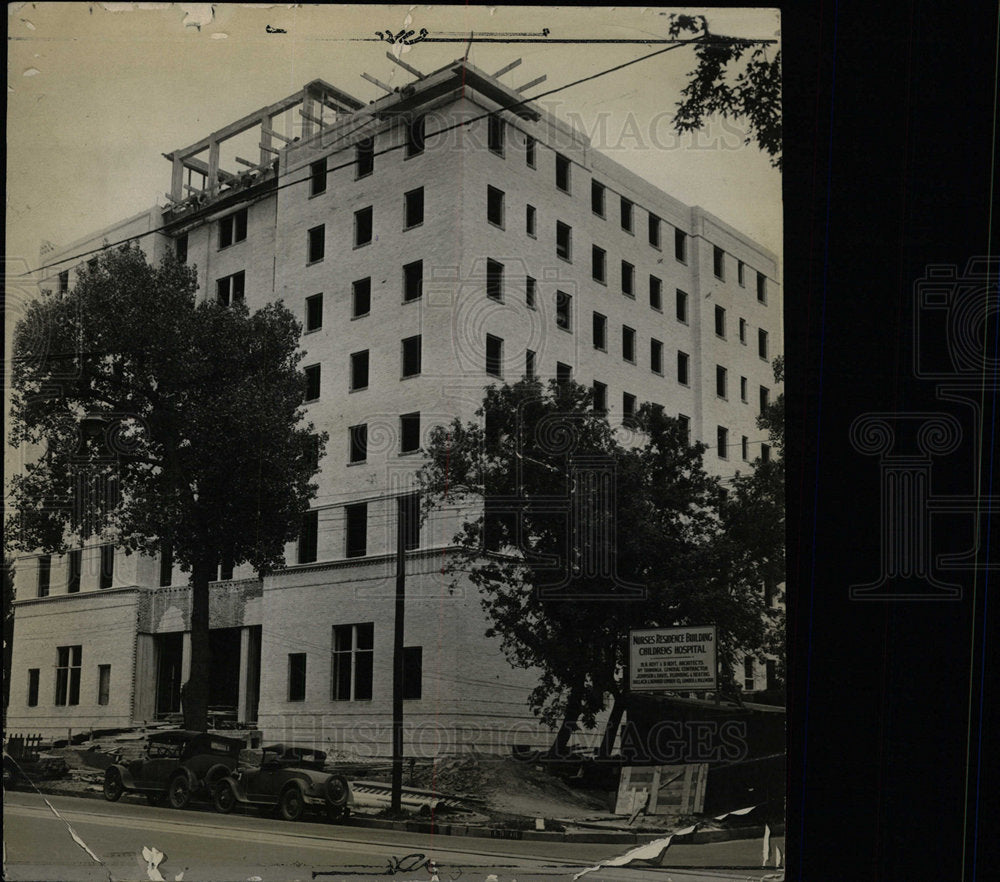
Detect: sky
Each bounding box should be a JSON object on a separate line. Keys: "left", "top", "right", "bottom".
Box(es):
{"left": 6, "top": 4, "right": 782, "bottom": 275}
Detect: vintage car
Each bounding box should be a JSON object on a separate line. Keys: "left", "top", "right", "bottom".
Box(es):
{"left": 102, "top": 730, "right": 246, "bottom": 809}
{"left": 212, "top": 744, "right": 353, "bottom": 822}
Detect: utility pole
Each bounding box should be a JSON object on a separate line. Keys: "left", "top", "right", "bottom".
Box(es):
{"left": 390, "top": 494, "right": 406, "bottom": 812}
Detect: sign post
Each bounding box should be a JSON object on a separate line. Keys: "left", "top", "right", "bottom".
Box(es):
{"left": 628, "top": 625, "right": 718, "bottom": 694}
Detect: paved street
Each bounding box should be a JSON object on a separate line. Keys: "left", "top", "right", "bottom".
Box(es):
{"left": 4, "top": 792, "right": 783, "bottom": 882}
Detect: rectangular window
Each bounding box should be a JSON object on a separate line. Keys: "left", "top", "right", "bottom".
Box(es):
{"left": 27, "top": 668, "right": 40, "bottom": 707}
{"left": 592, "top": 381, "right": 608, "bottom": 413}
{"left": 403, "top": 646, "right": 422, "bottom": 700}
{"left": 67, "top": 549, "right": 81, "bottom": 593}
{"left": 486, "top": 259, "right": 504, "bottom": 302}
{"left": 738, "top": 260, "right": 745, "bottom": 287}
{"left": 332, "top": 623, "right": 374, "bottom": 701}
{"left": 525, "top": 204, "right": 536, "bottom": 237}
{"left": 555, "top": 153, "right": 570, "bottom": 192}
{"left": 219, "top": 208, "right": 248, "bottom": 249}
{"left": 739, "top": 317, "right": 747, "bottom": 344}
{"left": 350, "top": 351, "right": 369, "bottom": 391}
{"left": 713, "top": 245, "right": 725, "bottom": 280}
{"left": 218, "top": 555, "right": 234, "bottom": 582}
{"left": 356, "top": 137, "right": 375, "bottom": 178}
{"left": 649, "top": 276, "right": 662, "bottom": 311}
{"left": 298, "top": 510, "right": 318, "bottom": 564}
{"left": 349, "top": 424, "right": 367, "bottom": 463}
{"left": 525, "top": 349, "right": 536, "bottom": 379}
{"left": 159, "top": 542, "right": 173, "bottom": 588}
{"left": 760, "top": 386, "right": 770, "bottom": 414}
{"left": 675, "top": 228, "right": 687, "bottom": 262}
{"left": 678, "top": 414, "right": 691, "bottom": 442}
{"left": 622, "top": 326, "right": 636, "bottom": 363}
{"left": 556, "top": 362, "right": 572, "bottom": 385}
{"left": 556, "top": 221, "right": 572, "bottom": 261}
{"left": 718, "top": 426, "right": 729, "bottom": 459}
{"left": 55, "top": 645, "right": 82, "bottom": 706}
{"left": 555, "top": 290, "right": 572, "bottom": 331}
{"left": 98, "top": 664, "right": 111, "bottom": 706}
{"left": 742, "top": 435, "right": 749, "bottom": 461}
{"left": 525, "top": 136, "right": 536, "bottom": 167}
{"left": 620, "top": 197, "right": 634, "bottom": 233}
{"left": 591, "top": 180, "right": 605, "bottom": 216}
{"left": 592, "top": 246, "right": 607, "bottom": 283}
{"left": 37, "top": 554, "right": 51, "bottom": 597}
{"left": 403, "top": 260, "right": 423, "bottom": 302}
{"left": 401, "top": 335, "right": 422, "bottom": 377}
{"left": 486, "top": 334, "right": 503, "bottom": 378}
{"left": 485, "top": 186, "right": 505, "bottom": 227}
{"left": 488, "top": 115, "right": 505, "bottom": 155}
{"left": 304, "top": 364, "right": 321, "bottom": 401}
{"left": 715, "top": 305, "right": 726, "bottom": 337}
{"left": 525, "top": 275, "right": 536, "bottom": 309}
{"left": 353, "top": 277, "right": 372, "bottom": 317}
{"left": 761, "top": 443, "right": 772, "bottom": 462}
{"left": 59, "top": 270, "right": 69, "bottom": 294}
{"left": 288, "top": 654, "right": 307, "bottom": 702}
{"left": 216, "top": 271, "right": 246, "bottom": 306}
{"left": 310, "top": 159, "right": 327, "bottom": 196}
{"left": 648, "top": 213, "right": 661, "bottom": 248}
{"left": 621, "top": 261, "right": 635, "bottom": 297}
{"left": 308, "top": 225, "right": 325, "bottom": 263}
{"left": 593, "top": 312, "right": 607, "bottom": 351}
{"left": 650, "top": 339, "right": 663, "bottom": 374}
{"left": 406, "top": 116, "right": 425, "bottom": 158}
{"left": 623, "top": 392, "right": 637, "bottom": 426}
{"left": 175, "top": 234, "right": 188, "bottom": 263}
{"left": 306, "top": 293, "right": 323, "bottom": 332}
{"left": 757, "top": 272, "right": 767, "bottom": 303}
{"left": 345, "top": 503, "right": 368, "bottom": 558}
{"left": 405, "top": 187, "right": 424, "bottom": 228}
{"left": 400, "top": 412, "right": 421, "bottom": 454}
{"left": 678, "top": 351, "right": 690, "bottom": 385}
{"left": 741, "top": 376, "right": 748, "bottom": 402}
{"left": 676, "top": 288, "right": 689, "bottom": 323}
{"left": 354, "top": 207, "right": 373, "bottom": 247}
{"left": 401, "top": 493, "right": 421, "bottom": 551}
{"left": 744, "top": 657, "right": 754, "bottom": 691}
{"left": 100, "top": 545, "right": 114, "bottom": 589}
{"left": 716, "top": 365, "right": 728, "bottom": 398}
{"left": 759, "top": 328, "right": 769, "bottom": 359}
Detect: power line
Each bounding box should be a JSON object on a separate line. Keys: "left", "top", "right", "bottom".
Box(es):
{"left": 21, "top": 35, "right": 727, "bottom": 278}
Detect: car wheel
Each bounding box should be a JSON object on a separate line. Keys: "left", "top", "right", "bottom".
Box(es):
{"left": 213, "top": 782, "right": 237, "bottom": 815}
{"left": 103, "top": 769, "right": 124, "bottom": 802}
{"left": 278, "top": 786, "right": 305, "bottom": 822}
{"left": 167, "top": 774, "right": 192, "bottom": 810}
{"left": 324, "top": 774, "right": 349, "bottom": 807}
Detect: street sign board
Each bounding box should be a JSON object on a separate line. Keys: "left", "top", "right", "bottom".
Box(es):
{"left": 628, "top": 625, "right": 718, "bottom": 692}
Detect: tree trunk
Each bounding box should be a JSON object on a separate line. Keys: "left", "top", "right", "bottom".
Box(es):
{"left": 597, "top": 692, "right": 627, "bottom": 760}
{"left": 182, "top": 554, "right": 214, "bottom": 732}
{"left": 549, "top": 688, "right": 583, "bottom": 758}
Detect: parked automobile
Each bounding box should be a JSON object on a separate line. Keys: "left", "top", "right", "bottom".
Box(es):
{"left": 102, "top": 730, "right": 246, "bottom": 809}
{"left": 212, "top": 744, "right": 353, "bottom": 822}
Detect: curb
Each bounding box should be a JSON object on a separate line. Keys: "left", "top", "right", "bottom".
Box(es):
{"left": 14, "top": 783, "right": 781, "bottom": 846}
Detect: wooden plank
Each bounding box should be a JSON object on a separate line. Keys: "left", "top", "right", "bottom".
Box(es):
{"left": 516, "top": 75, "right": 547, "bottom": 93}
{"left": 262, "top": 127, "right": 294, "bottom": 144}
{"left": 298, "top": 107, "right": 327, "bottom": 127}
{"left": 258, "top": 142, "right": 281, "bottom": 155}
{"left": 234, "top": 156, "right": 261, "bottom": 168}
{"left": 386, "top": 51, "right": 425, "bottom": 79}
{"left": 362, "top": 71, "right": 394, "bottom": 94}
{"left": 492, "top": 58, "right": 522, "bottom": 78}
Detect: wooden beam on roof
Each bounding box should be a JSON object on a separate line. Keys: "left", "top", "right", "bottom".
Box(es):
{"left": 492, "top": 58, "right": 522, "bottom": 78}
{"left": 262, "top": 127, "right": 294, "bottom": 144}
{"left": 180, "top": 156, "right": 239, "bottom": 184}
{"left": 259, "top": 142, "right": 281, "bottom": 155}
{"left": 386, "top": 52, "right": 425, "bottom": 79}
{"left": 234, "top": 156, "right": 261, "bottom": 168}
{"left": 516, "top": 75, "right": 547, "bottom": 93}
{"left": 362, "top": 72, "right": 394, "bottom": 94}
{"left": 298, "top": 107, "right": 327, "bottom": 128}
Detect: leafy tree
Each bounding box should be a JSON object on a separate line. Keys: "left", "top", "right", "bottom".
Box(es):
{"left": 6, "top": 243, "right": 325, "bottom": 731}
{"left": 669, "top": 14, "right": 782, "bottom": 170}
{"left": 417, "top": 378, "right": 773, "bottom": 755}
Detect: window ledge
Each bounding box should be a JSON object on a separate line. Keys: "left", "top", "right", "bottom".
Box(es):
{"left": 307, "top": 258, "right": 325, "bottom": 266}
{"left": 351, "top": 312, "right": 371, "bottom": 321}
{"left": 404, "top": 222, "right": 425, "bottom": 232}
